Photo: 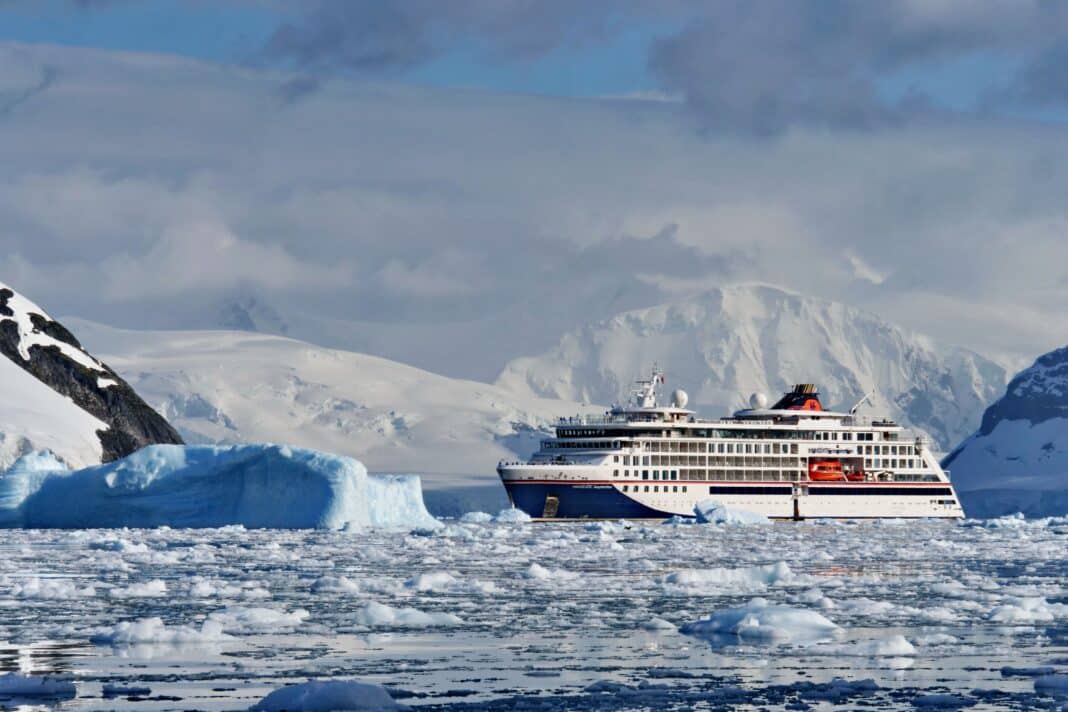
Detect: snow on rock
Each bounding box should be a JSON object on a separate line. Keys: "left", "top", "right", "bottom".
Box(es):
{"left": 945, "top": 345, "right": 1068, "bottom": 518}
{"left": 0, "top": 359, "right": 106, "bottom": 472}
{"left": 0, "top": 444, "right": 441, "bottom": 530}
{"left": 0, "top": 673, "right": 76, "bottom": 699}
{"left": 249, "top": 679, "right": 401, "bottom": 711}
{"left": 90, "top": 616, "right": 232, "bottom": 645}
{"left": 680, "top": 598, "right": 839, "bottom": 643}
{"left": 694, "top": 500, "right": 770, "bottom": 525}
{"left": 352, "top": 601, "right": 462, "bottom": 628}
{"left": 496, "top": 284, "right": 1005, "bottom": 452}
{"left": 0, "top": 282, "right": 183, "bottom": 467}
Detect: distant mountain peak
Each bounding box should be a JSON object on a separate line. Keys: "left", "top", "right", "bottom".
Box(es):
{"left": 497, "top": 283, "right": 1005, "bottom": 451}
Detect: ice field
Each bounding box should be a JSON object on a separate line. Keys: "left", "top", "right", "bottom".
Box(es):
{"left": 0, "top": 515, "right": 1066, "bottom": 710}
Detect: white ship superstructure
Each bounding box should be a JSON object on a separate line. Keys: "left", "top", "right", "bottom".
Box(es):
{"left": 497, "top": 367, "right": 964, "bottom": 520}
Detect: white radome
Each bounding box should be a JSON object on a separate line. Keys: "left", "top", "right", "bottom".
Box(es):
{"left": 671, "top": 389, "right": 689, "bottom": 408}
{"left": 749, "top": 392, "right": 768, "bottom": 409}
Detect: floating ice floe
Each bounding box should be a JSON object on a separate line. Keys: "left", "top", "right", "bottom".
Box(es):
{"left": 0, "top": 444, "right": 440, "bottom": 530}
{"left": 808, "top": 634, "right": 917, "bottom": 657}
{"left": 90, "top": 616, "right": 232, "bottom": 645}
{"left": 693, "top": 500, "right": 770, "bottom": 525}
{"left": 680, "top": 597, "right": 839, "bottom": 643}
{"left": 661, "top": 561, "right": 796, "bottom": 593}
{"left": 459, "top": 511, "right": 493, "bottom": 524}
{"left": 249, "top": 679, "right": 401, "bottom": 711}
{"left": 494, "top": 507, "right": 532, "bottom": 524}
{"left": 8, "top": 575, "right": 95, "bottom": 599}
{"left": 352, "top": 601, "right": 462, "bottom": 628}
{"left": 0, "top": 672, "right": 76, "bottom": 700}
{"left": 987, "top": 596, "right": 1068, "bottom": 624}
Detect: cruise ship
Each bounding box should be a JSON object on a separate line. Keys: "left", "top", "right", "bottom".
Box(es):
{"left": 497, "top": 368, "right": 964, "bottom": 520}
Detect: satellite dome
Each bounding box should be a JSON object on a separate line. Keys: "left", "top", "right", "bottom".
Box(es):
{"left": 671, "top": 389, "right": 689, "bottom": 408}
{"left": 749, "top": 392, "right": 768, "bottom": 409}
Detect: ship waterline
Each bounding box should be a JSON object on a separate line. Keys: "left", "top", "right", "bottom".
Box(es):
{"left": 497, "top": 368, "right": 964, "bottom": 520}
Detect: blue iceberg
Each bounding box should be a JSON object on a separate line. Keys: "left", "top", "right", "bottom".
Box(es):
{"left": 0, "top": 444, "right": 440, "bottom": 530}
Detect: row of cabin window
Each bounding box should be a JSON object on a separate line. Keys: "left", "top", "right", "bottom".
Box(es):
{"left": 557, "top": 430, "right": 899, "bottom": 443}
{"left": 613, "top": 469, "right": 806, "bottom": 481}
{"left": 622, "top": 484, "right": 688, "bottom": 494}
{"left": 618, "top": 455, "right": 804, "bottom": 467}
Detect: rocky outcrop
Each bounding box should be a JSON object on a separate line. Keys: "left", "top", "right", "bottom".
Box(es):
{"left": 0, "top": 284, "right": 182, "bottom": 463}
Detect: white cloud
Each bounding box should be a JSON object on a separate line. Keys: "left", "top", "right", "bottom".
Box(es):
{"left": 1, "top": 41, "right": 1067, "bottom": 377}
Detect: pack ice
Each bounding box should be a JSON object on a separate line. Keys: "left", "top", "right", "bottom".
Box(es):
{"left": 0, "top": 444, "right": 439, "bottom": 530}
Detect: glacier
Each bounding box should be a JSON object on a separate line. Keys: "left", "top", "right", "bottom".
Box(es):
{"left": 0, "top": 444, "right": 439, "bottom": 530}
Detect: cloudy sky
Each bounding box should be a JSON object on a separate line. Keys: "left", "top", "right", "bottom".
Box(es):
{"left": 2, "top": 1, "right": 1068, "bottom": 378}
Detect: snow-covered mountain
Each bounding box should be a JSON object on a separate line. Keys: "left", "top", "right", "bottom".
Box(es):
{"left": 67, "top": 320, "right": 599, "bottom": 486}
{"left": 0, "top": 283, "right": 182, "bottom": 471}
{"left": 497, "top": 285, "right": 1007, "bottom": 452}
{"left": 943, "top": 346, "right": 1068, "bottom": 517}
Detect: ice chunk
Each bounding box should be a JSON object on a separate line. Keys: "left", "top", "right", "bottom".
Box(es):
{"left": 661, "top": 561, "right": 795, "bottom": 591}
{"left": 90, "top": 616, "right": 232, "bottom": 645}
{"left": 250, "top": 679, "right": 401, "bottom": 711}
{"left": 987, "top": 596, "right": 1068, "bottom": 623}
{"left": 693, "top": 500, "right": 770, "bottom": 525}
{"left": 680, "top": 598, "right": 839, "bottom": 643}
{"left": 812, "top": 635, "right": 917, "bottom": 657}
{"left": 0, "top": 673, "right": 76, "bottom": 699}
{"left": 494, "top": 507, "right": 531, "bottom": 523}
{"left": 109, "top": 579, "right": 167, "bottom": 598}
{"left": 208, "top": 606, "right": 310, "bottom": 634}
{"left": 9, "top": 576, "right": 95, "bottom": 599}
{"left": 352, "top": 601, "right": 462, "bottom": 628}
{"left": 0, "top": 444, "right": 440, "bottom": 530}
{"left": 459, "top": 511, "right": 493, "bottom": 524}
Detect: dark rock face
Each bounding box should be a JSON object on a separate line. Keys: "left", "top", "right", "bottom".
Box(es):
{"left": 978, "top": 346, "right": 1068, "bottom": 436}
{"left": 0, "top": 287, "right": 183, "bottom": 462}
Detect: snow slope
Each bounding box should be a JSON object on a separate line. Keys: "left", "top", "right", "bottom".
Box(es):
{"left": 943, "top": 346, "right": 1068, "bottom": 517}
{"left": 0, "top": 356, "right": 106, "bottom": 470}
{"left": 497, "top": 284, "right": 1006, "bottom": 452}
{"left": 66, "top": 320, "right": 599, "bottom": 483}
{"left": 0, "top": 444, "right": 439, "bottom": 529}
{"left": 0, "top": 281, "right": 182, "bottom": 469}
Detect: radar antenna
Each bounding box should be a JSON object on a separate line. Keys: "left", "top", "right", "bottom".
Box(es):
{"left": 631, "top": 363, "right": 664, "bottom": 408}
{"left": 849, "top": 389, "right": 876, "bottom": 415}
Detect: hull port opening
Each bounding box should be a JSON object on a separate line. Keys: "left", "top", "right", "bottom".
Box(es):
{"left": 542, "top": 496, "right": 560, "bottom": 519}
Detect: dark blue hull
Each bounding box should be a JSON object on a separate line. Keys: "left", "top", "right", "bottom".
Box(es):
{"left": 503, "top": 482, "right": 675, "bottom": 519}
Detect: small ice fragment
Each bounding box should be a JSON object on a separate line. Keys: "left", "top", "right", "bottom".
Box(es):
{"left": 693, "top": 500, "right": 769, "bottom": 525}
{"left": 493, "top": 507, "right": 531, "bottom": 523}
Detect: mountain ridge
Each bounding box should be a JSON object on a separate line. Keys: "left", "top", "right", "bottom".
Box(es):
{"left": 496, "top": 284, "right": 1006, "bottom": 452}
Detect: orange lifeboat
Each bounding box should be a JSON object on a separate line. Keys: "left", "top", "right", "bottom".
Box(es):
{"left": 808, "top": 460, "right": 846, "bottom": 481}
